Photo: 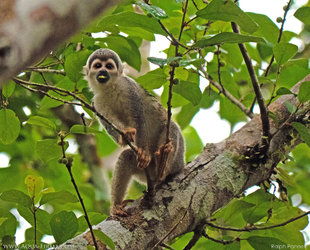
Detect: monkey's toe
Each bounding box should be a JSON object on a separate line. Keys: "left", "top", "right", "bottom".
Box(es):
{"left": 137, "top": 148, "right": 151, "bottom": 169}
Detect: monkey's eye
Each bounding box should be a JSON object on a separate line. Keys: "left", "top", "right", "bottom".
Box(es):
{"left": 94, "top": 63, "right": 102, "bottom": 69}
{"left": 106, "top": 63, "right": 114, "bottom": 70}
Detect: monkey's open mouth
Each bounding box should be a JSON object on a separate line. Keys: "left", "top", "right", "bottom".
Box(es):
{"left": 96, "top": 70, "right": 110, "bottom": 83}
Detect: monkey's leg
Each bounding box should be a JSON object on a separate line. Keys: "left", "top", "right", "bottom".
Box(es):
{"left": 141, "top": 166, "right": 156, "bottom": 208}
{"left": 111, "top": 149, "right": 136, "bottom": 217}
{"left": 155, "top": 140, "right": 174, "bottom": 181}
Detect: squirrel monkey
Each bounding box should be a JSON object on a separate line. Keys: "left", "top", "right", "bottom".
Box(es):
{"left": 83, "top": 49, "right": 185, "bottom": 216}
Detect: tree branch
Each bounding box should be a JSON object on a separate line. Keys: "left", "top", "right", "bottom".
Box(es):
{"left": 231, "top": 22, "right": 270, "bottom": 148}
{"left": 56, "top": 75, "right": 310, "bottom": 249}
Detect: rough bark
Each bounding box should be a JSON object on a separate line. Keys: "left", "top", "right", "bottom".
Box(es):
{"left": 56, "top": 75, "right": 310, "bottom": 249}
{"left": 0, "top": 0, "right": 118, "bottom": 84}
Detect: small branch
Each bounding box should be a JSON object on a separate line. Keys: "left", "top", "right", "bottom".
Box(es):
{"left": 158, "top": 20, "right": 189, "bottom": 50}
{"left": 26, "top": 68, "right": 66, "bottom": 75}
{"left": 184, "top": 222, "right": 205, "bottom": 250}
{"left": 58, "top": 133, "right": 98, "bottom": 250}
{"left": 264, "top": 0, "right": 293, "bottom": 77}
{"left": 202, "top": 231, "right": 238, "bottom": 245}
{"left": 166, "top": 0, "right": 189, "bottom": 143}
{"left": 205, "top": 211, "right": 310, "bottom": 232}
{"left": 216, "top": 45, "right": 224, "bottom": 91}
{"left": 231, "top": 22, "right": 270, "bottom": 148}
{"left": 199, "top": 67, "right": 253, "bottom": 118}
{"left": 151, "top": 187, "right": 197, "bottom": 250}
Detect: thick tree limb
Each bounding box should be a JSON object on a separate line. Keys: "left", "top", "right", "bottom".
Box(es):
{"left": 57, "top": 75, "right": 310, "bottom": 249}
{"left": 0, "top": 0, "right": 118, "bottom": 84}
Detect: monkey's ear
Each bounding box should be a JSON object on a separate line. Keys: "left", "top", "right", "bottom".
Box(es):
{"left": 119, "top": 63, "right": 124, "bottom": 75}
{"left": 83, "top": 65, "right": 89, "bottom": 75}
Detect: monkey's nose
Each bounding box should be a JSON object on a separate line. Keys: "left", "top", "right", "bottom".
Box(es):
{"left": 97, "top": 70, "right": 110, "bottom": 83}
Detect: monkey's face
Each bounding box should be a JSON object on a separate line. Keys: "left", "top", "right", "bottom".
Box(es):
{"left": 88, "top": 58, "right": 119, "bottom": 85}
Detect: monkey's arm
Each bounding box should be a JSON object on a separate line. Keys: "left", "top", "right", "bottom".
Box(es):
{"left": 126, "top": 78, "right": 151, "bottom": 169}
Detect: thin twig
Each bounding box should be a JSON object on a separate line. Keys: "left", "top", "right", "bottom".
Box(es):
{"left": 231, "top": 22, "right": 270, "bottom": 148}
{"left": 199, "top": 67, "right": 253, "bottom": 118}
{"left": 158, "top": 20, "right": 189, "bottom": 50}
{"left": 264, "top": 0, "right": 293, "bottom": 77}
{"left": 184, "top": 222, "right": 205, "bottom": 250}
{"left": 205, "top": 211, "right": 310, "bottom": 232}
{"left": 202, "top": 231, "right": 238, "bottom": 245}
{"left": 26, "top": 68, "right": 66, "bottom": 75}
{"left": 151, "top": 187, "right": 197, "bottom": 250}
{"left": 166, "top": 0, "right": 189, "bottom": 143}
{"left": 58, "top": 134, "right": 99, "bottom": 250}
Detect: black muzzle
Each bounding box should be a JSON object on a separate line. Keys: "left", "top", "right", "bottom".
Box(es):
{"left": 96, "top": 70, "right": 110, "bottom": 84}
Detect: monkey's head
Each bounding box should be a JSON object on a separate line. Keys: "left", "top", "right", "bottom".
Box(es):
{"left": 83, "top": 49, "right": 123, "bottom": 91}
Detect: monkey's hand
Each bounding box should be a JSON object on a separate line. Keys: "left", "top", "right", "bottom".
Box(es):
{"left": 111, "top": 199, "right": 134, "bottom": 217}
{"left": 155, "top": 140, "right": 174, "bottom": 181}
{"left": 119, "top": 127, "right": 136, "bottom": 146}
{"left": 137, "top": 148, "right": 151, "bottom": 170}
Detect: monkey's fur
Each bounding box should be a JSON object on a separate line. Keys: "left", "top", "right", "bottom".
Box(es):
{"left": 84, "top": 49, "right": 185, "bottom": 216}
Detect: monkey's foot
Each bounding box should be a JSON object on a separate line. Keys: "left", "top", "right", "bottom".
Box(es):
{"left": 111, "top": 199, "right": 134, "bottom": 217}
{"left": 137, "top": 148, "right": 151, "bottom": 170}
{"left": 120, "top": 127, "right": 136, "bottom": 145}
{"left": 155, "top": 140, "right": 174, "bottom": 180}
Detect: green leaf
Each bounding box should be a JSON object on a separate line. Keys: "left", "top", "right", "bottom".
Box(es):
{"left": 247, "top": 236, "right": 285, "bottom": 250}
{"left": 136, "top": 68, "right": 168, "bottom": 90}
{"left": 197, "top": 0, "right": 258, "bottom": 33}
{"left": 50, "top": 211, "right": 78, "bottom": 244}
{"left": 147, "top": 56, "right": 181, "bottom": 68}
{"left": 273, "top": 43, "right": 298, "bottom": 65}
{"left": 40, "top": 190, "right": 78, "bottom": 205}
{"left": 173, "top": 81, "right": 202, "bottom": 106}
{"left": 179, "top": 58, "right": 205, "bottom": 67}
{"left": 0, "top": 189, "right": 32, "bottom": 208}
{"left": 27, "top": 116, "right": 56, "bottom": 130}
{"left": 93, "top": 230, "right": 115, "bottom": 250}
{"left": 65, "top": 50, "right": 91, "bottom": 82}
{"left": 298, "top": 81, "right": 310, "bottom": 103}
{"left": 136, "top": 1, "right": 168, "bottom": 19}
{"left": 176, "top": 103, "right": 200, "bottom": 130}
{"left": 247, "top": 13, "right": 279, "bottom": 44}
{"left": 193, "top": 32, "right": 265, "bottom": 48}
{"left": 70, "top": 125, "right": 101, "bottom": 135}
{"left": 0, "top": 109, "right": 20, "bottom": 145}
{"left": 2, "top": 81, "right": 16, "bottom": 98}
{"left": 35, "top": 139, "right": 63, "bottom": 162}
{"left": 292, "top": 122, "right": 310, "bottom": 147}
{"left": 183, "top": 126, "right": 204, "bottom": 162}
{"left": 24, "top": 175, "right": 44, "bottom": 199}
{"left": 0, "top": 209, "right": 18, "bottom": 237}
{"left": 0, "top": 218, "right": 7, "bottom": 228}
{"left": 18, "top": 206, "right": 52, "bottom": 235}
{"left": 284, "top": 101, "right": 296, "bottom": 114}
{"left": 276, "top": 87, "right": 294, "bottom": 96}
{"left": 294, "top": 7, "right": 310, "bottom": 25}
{"left": 98, "top": 12, "right": 165, "bottom": 35}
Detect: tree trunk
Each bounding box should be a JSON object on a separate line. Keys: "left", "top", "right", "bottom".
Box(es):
{"left": 56, "top": 75, "right": 310, "bottom": 249}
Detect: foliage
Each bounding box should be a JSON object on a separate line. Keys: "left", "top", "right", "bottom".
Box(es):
{"left": 0, "top": 0, "right": 309, "bottom": 249}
